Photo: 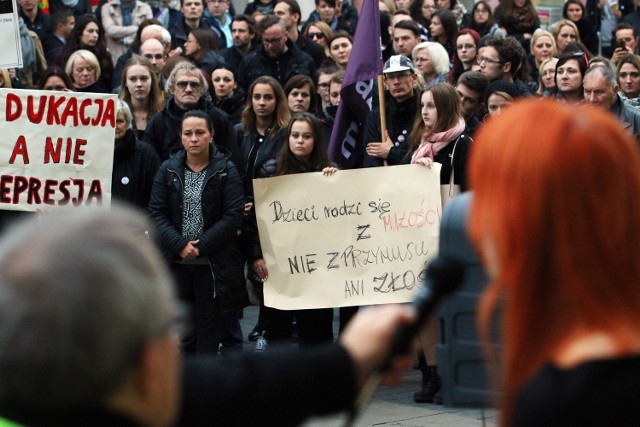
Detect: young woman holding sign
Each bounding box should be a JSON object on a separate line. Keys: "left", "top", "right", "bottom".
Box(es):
{"left": 406, "top": 82, "right": 472, "bottom": 403}
{"left": 247, "top": 112, "right": 337, "bottom": 351}
{"left": 236, "top": 76, "right": 290, "bottom": 343}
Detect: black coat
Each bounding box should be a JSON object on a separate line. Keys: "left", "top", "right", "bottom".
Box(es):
{"left": 236, "top": 39, "right": 316, "bottom": 93}
{"left": 144, "top": 96, "right": 241, "bottom": 169}
{"left": 148, "top": 148, "right": 247, "bottom": 311}
{"left": 363, "top": 92, "right": 419, "bottom": 168}
{"left": 112, "top": 130, "right": 161, "bottom": 209}
{"left": 235, "top": 123, "right": 286, "bottom": 198}
{"left": 179, "top": 346, "right": 357, "bottom": 426}
{"left": 235, "top": 123, "right": 285, "bottom": 261}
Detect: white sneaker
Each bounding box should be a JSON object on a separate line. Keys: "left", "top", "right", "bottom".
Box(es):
{"left": 254, "top": 331, "right": 268, "bottom": 352}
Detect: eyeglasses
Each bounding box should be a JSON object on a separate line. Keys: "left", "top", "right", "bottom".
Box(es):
{"left": 457, "top": 43, "right": 475, "bottom": 50}
{"left": 176, "top": 80, "right": 202, "bottom": 89}
{"left": 477, "top": 55, "right": 503, "bottom": 65}
{"left": 383, "top": 71, "right": 412, "bottom": 80}
{"left": 308, "top": 32, "right": 325, "bottom": 40}
{"left": 143, "top": 53, "right": 164, "bottom": 60}
{"left": 263, "top": 36, "right": 285, "bottom": 45}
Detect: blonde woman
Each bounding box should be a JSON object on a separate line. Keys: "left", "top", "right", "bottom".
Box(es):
{"left": 551, "top": 19, "right": 581, "bottom": 55}
{"left": 64, "top": 49, "right": 106, "bottom": 93}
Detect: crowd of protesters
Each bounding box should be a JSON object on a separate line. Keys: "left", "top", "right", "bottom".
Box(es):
{"left": 6, "top": 0, "right": 640, "bottom": 416}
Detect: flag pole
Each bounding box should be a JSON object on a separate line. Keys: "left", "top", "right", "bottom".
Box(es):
{"left": 378, "top": 75, "right": 388, "bottom": 167}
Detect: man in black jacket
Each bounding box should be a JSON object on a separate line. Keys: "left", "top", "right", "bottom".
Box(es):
{"left": 221, "top": 14, "right": 257, "bottom": 72}
{"left": 363, "top": 55, "right": 420, "bottom": 168}
{"left": 237, "top": 14, "right": 316, "bottom": 93}
{"left": 144, "top": 61, "right": 241, "bottom": 167}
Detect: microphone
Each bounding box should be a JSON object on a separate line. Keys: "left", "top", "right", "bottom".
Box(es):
{"left": 345, "top": 256, "right": 465, "bottom": 427}
{"left": 378, "top": 256, "right": 464, "bottom": 372}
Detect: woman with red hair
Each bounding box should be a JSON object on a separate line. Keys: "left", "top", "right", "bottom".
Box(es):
{"left": 448, "top": 28, "right": 480, "bottom": 84}
{"left": 469, "top": 99, "right": 640, "bottom": 426}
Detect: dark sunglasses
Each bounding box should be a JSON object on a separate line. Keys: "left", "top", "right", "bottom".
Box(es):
{"left": 308, "top": 32, "right": 325, "bottom": 40}
{"left": 176, "top": 80, "right": 202, "bottom": 89}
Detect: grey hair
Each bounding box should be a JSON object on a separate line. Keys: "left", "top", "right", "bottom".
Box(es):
{"left": 165, "top": 60, "right": 209, "bottom": 95}
{"left": 116, "top": 99, "right": 133, "bottom": 129}
{"left": 412, "top": 41, "right": 450, "bottom": 76}
{"left": 584, "top": 63, "right": 618, "bottom": 89}
{"left": 0, "top": 205, "right": 176, "bottom": 410}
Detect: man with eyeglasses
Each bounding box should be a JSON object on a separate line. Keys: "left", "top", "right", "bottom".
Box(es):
{"left": 237, "top": 15, "right": 316, "bottom": 93}
{"left": 316, "top": 64, "right": 339, "bottom": 111}
{"left": 145, "top": 61, "right": 240, "bottom": 166}
{"left": 363, "top": 55, "right": 420, "bottom": 168}
{"left": 0, "top": 205, "right": 417, "bottom": 427}
{"left": 275, "top": 0, "right": 325, "bottom": 68}
{"left": 111, "top": 24, "right": 172, "bottom": 92}
{"left": 478, "top": 36, "right": 532, "bottom": 96}
{"left": 221, "top": 14, "right": 257, "bottom": 72}
{"left": 203, "top": 0, "right": 233, "bottom": 50}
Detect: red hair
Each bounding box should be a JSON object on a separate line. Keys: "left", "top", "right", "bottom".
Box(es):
{"left": 469, "top": 99, "right": 640, "bottom": 426}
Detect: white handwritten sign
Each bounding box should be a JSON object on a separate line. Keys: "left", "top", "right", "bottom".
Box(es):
{"left": 254, "top": 164, "right": 442, "bottom": 310}
{"left": 0, "top": 89, "right": 117, "bottom": 211}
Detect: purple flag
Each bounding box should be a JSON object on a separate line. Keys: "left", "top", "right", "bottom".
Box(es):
{"left": 328, "top": 0, "right": 382, "bottom": 169}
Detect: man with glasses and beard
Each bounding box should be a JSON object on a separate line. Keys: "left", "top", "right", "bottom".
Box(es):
{"left": 237, "top": 15, "right": 316, "bottom": 93}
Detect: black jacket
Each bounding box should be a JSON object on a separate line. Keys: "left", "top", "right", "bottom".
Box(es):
{"left": 148, "top": 148, "right": 247, "bottom": 311}
{"left": 235, "top": 123, "right": 286, "bottom": 198}
{"left": 144, "top": 96, "right": 241, "bottom": 168}
{"left": 112, "top": 130, "right": 161, "bottom": 210}
{"left": 179, "top": 346, "right": 357, "bottom": 426}
{"left": 362, "top": 92, "right": 419, "bottom": 168}
{"left": 168, "top": 12, "right": 210, "bottom": 50}
{"left": 237, "top": 39, "right": 316, "bottom": 93}
{"left": 296, "top": 34, "right": 326, "bottom": 68}
{"left": 235, "top": 123, "right": 285, "bottom": 262}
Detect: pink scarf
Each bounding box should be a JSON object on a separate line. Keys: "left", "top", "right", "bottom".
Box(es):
{"left": 411, "top": 118, "right": 466, "bottom": 164}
